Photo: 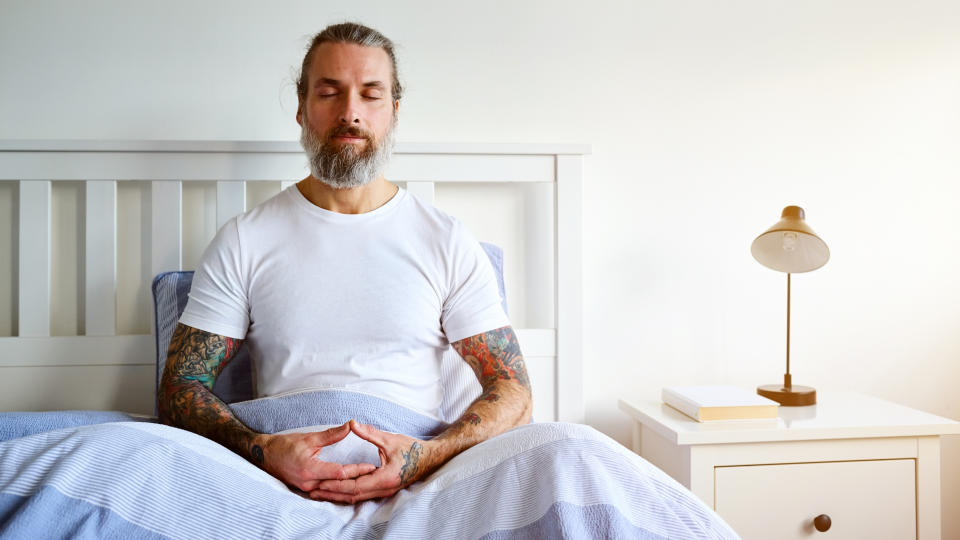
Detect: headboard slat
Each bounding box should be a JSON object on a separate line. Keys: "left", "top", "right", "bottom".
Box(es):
{"left": 216, "top": 181, "right": 246, "bottom": 231}
{"left": 150, "top": 181, "right": 183, "bottom": 277}
{"left": 84, "top": 180, "right": 118, "bottom": 336}
{"left": 18, "top": 180, "right": 51, "bottom": 337}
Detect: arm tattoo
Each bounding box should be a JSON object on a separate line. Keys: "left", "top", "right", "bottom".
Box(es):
{"left": 159, "top": 323, "right": 260, "bottom": 464}
{"left": 452, "top": 326, "right": 531, "bottom": 391}
{"left": 399, "top": 441, "right": 423, "bottom": 485}
{"left": 428, "top": 326, "right": 533, "bottom": 470}
{"left": 162, "top": 323, "right": 242, "bottom": 390}
{"left": 478, "top": 388, "right": 501, "bottom": 403}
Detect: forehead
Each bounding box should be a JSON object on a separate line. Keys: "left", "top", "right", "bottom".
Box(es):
{"left": 308, "top": 42, "right": 392, "bottom": 87}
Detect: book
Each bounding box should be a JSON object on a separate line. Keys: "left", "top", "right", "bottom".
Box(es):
{"left": 662, "top": 385, "right": 779, "bottom": 422}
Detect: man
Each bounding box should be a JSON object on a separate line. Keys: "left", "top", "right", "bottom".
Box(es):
{"left": 158, "top": 22, "right": 532, "bottom": 504}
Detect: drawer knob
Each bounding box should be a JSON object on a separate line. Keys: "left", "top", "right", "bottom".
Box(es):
{"left": 813, "top": 514, "right": 832, "bottom": 532}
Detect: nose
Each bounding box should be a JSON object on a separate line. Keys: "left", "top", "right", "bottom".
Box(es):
{"left": 338, "top": 93, "right": 361, "bottom": 125}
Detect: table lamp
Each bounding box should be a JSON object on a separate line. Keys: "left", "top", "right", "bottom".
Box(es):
{"left": 750, "top": 206, "right": 829, "bottom": 406}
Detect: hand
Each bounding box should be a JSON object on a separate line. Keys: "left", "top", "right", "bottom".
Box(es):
{"left": 308, "top": 420, "right": 435, "bottom": 503}
{"left": 256, "top": 422, "right": 378, "bottom": 493}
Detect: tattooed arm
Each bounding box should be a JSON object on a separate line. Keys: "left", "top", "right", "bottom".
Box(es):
{"left": 157, "top": 323, "right": 257, "bottom": 458}
{"left": 430, "top": 325, "right": 532, "bottom": 458}
{"left": 159, "top": 323, "right": 375, "bottom": 491}
{"left": 309, "top": 325, "right": 532, "bottom": 503}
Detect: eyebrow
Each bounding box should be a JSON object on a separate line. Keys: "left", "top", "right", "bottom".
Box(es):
{"left": 315, "top": 77, "right": 386, "bottom": 89}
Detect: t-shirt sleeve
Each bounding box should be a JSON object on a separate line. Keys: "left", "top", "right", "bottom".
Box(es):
{"left": 440, "top": 220, "right": 512, "bottom": 344}
{"left": 178, "top": 217, "right": 250, "bottom": 339}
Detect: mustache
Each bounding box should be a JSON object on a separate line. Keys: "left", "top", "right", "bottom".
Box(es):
{"left": 326, "top": 126, "right": 373, "bottom": 141}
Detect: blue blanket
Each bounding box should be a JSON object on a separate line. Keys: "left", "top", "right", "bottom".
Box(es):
{"left": 0, "top": 391, "right": 738, "bottom": 539}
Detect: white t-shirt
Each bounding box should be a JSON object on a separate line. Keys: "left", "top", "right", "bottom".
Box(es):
{"left": 179, "top": 186, "right": 510, "bottom": 418}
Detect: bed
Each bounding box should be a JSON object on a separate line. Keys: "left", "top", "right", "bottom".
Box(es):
{"left": 0, "top": 141, "right": 738, "bottom": 539}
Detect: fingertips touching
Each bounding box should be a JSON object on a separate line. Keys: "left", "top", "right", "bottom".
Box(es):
{"left": 318, "top": 423, "right": 352, "bottom": 445}
{"left": 351, "top": 422, "right": 388, "bottom": 446}
{"left": 328, "top": 421, "right": 351, "bottom": 436}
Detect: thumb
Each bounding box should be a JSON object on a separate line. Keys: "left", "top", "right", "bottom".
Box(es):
{"left": 311, "top": 421, "right": 351, "bottom": 446}
{"left": 350, "top": 420, "right": 388, "bottom": 447}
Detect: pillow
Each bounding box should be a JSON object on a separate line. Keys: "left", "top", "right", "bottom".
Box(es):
{"left": 152, "top": 242, "right": 508, "bottom": 423}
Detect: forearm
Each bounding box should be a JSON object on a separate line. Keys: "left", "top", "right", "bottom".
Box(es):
{"left": 158, "top": 323, "right": 265, "bottom": 465}
{"left": 426, "top": 379, "right": 531, "bottom": 468}
{"left": 424, "top": 325, "right": 533, "bottom": 473}
{"left": 158, "top": 378, "right": 265, "bottom": 465}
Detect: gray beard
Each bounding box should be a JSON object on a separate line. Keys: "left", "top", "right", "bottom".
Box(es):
{"left": 299, "top": 122, "right": 395, "bottom": 190}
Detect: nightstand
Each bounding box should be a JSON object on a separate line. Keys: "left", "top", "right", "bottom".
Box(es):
{"left": 619, "top": 391, "right": 960, "bottom": 539}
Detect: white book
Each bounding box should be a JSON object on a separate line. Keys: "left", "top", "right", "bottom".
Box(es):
{"left": 662, "top": 385, "right": 779, "bottom": 422}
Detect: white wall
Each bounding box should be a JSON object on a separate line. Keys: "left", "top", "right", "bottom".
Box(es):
{"left": 2, "top": 0, "right": 958, "bottom": 534}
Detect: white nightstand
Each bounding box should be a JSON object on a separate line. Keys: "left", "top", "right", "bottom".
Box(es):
{"left": 619, "top": 391, "right": 960, "bottom": 540}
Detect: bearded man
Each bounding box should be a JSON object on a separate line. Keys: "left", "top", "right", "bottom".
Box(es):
{"left": 158, "top": 22, "right": 532, "bottom": 504}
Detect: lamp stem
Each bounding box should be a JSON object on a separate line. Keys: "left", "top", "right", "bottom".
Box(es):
{"left": 785, "top": 272, "right": 791, "bottom": 389}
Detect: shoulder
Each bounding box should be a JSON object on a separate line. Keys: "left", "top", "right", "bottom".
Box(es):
{"left": 237, "top": 186, "right": 297, "bottom": 225}
{"left": 400, "top": 190, "right": 459, "bottom": 231}
{"left": 400, "top": 190, "right": 479, "bottom": 248}
{"left": 228, "top": 185, "right": 302, "bottom": 240}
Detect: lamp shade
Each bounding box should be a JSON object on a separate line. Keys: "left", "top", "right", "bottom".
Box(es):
{"left": 751, "top": 206, "right": 829, "bottom": 273}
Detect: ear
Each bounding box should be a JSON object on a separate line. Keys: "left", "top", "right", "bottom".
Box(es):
{"left": 296, "top": 99, "right": 303, "bottom": 127}
{"left": 393, "top": 99, "right": 400, "bottom": 114}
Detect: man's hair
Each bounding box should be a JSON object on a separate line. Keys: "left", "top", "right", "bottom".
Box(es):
{"left": 296, "top": 22, "right": 403, "bottom": 104}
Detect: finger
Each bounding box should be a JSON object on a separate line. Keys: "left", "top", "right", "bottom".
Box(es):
{"left": 309, "top": 422, "right": 352, "bottom": 446}
{"left": 349, "top": 420, "right": 389, "bottom": 447}
{"left": 315, "top": 468, "right": 396, "bottom": 494}
{"left": 290, "top": 465, "right": 340, "bottom": 491}
{"left": 299, "top": 462, "right": 378, "bottom": 490}
{"left": 340, "top": 462, "right": 378, "bottom": 478}
{"left": 307, "top": 459, "right": 377, "bottom": 480}
{"left": 315, "top": 477, "right": 358, "bottom": 495}
{"left": 303, "top": 460, "right": 360, "bottom": 482}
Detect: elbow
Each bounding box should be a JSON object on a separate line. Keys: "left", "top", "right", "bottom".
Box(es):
{"left": 156, "top": 391, "right": 174, "bottom": 426}
{"left": 519, "top": 408, "right": 533, "bottom": 426}
{"left": 157, "top": 375, "right": 172, "bottom": 425}
{"left": 156, "top": 374, "right": 191, "bottom": 427}
{"left": 518, "top": 388, "right": 534, "bottom": 425}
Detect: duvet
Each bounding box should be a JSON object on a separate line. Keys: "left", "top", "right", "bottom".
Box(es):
{"left": 0, "top": 390, "right": 738, "bottom": 539}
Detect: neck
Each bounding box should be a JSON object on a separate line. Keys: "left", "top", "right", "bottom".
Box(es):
{"left": 297, "top": 175, "right": 398, "bottom": 214}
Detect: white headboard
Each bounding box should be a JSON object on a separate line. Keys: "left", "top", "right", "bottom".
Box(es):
{"left": 0, "top": 141, "right": 587, "bottom": 423}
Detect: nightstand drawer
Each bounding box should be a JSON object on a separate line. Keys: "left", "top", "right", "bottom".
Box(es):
{"left": 715, "top": 459, "right": 916, "bottom": 539}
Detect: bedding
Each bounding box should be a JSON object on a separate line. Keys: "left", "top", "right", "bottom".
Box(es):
{"left": 0, "top": 390, "right": 739, "bottom": 539}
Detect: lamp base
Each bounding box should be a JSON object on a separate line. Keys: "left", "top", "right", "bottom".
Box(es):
{"left": 757, "top": 384, "right": 816, "bottom": 406}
